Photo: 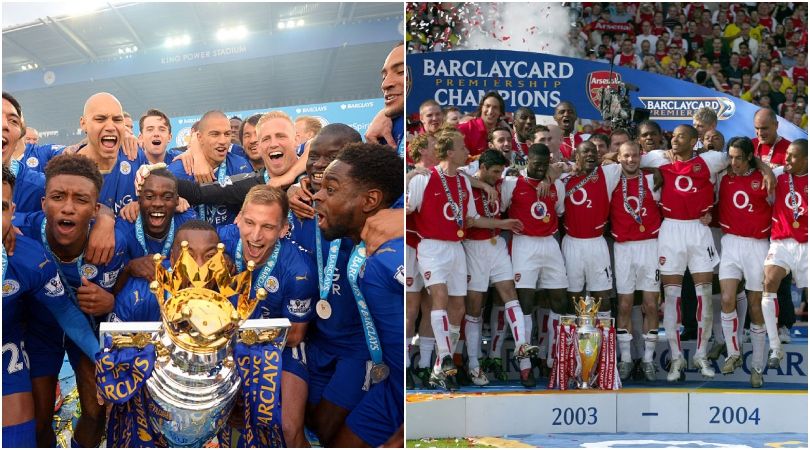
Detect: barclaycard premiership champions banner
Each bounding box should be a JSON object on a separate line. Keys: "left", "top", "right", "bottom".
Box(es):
{"left": 132, "top": 98, "right": 383, "bottom": 147}
{"left": 406, "top": 50, "right": 808, "bottom": 141}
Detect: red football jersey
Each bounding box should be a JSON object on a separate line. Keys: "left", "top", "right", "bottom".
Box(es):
{"left": 563, "top": 165, "right": 620, "bottom": 238}
{"left": 644, "top": 151, "right": 726, "bottom": 220}
{"left": 752, "top": 136, "right": 791, "bottom": 167}
{"left": 409, "top": 166, "right": 474, "bottom": 242}
{"left": 559, "top": 133, "right": 583, "bottom": 161}
{"left": 501, "top": 176, "right": 563, "bottom": 237}
{"left": 405, "top": 214, "right": 420, "bottom": 249}
{"left": 717, "top": 171, "right": 772, "bottom": 239}
{"left": 771, "top": 172, "right": 808, "bottom": 242}
{"left": 466, "top": 183, "right": 502, "bottom": 241}
{"left": 609, "top": 173, "right": 662, "bottom": 242}
{"left": 457, "top": 117, "right": 489, "bottom": 157}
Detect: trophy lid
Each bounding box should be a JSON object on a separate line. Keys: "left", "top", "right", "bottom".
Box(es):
{"left": 150, "top": 241, "right": 265, "bottom": 353}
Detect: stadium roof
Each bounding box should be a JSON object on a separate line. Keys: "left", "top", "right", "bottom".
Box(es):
{"left": 2, "top": 2, "right": 402, "bottom": 140}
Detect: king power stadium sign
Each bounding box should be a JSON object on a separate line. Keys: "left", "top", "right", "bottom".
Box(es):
{"left": 407, "top": 50, "right": 807, "bottom": 141}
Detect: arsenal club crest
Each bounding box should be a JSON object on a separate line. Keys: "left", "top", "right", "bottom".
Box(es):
{"left": 659, "top": 256, "right": 666, "bottom": 266}
{"left": 586, "top": 70, "right": 623, "bottom": 111}
{"left": 693, "top": 164, "right": 702, "bottom": 173}
{"left": 514, "top": 273, "right": 521, "bottom": 283}
{"left": 424, "top": 271, "right": 431, "bottom": 281}
{"left": 751, "top": 180, "right": 761, "bottom": 190}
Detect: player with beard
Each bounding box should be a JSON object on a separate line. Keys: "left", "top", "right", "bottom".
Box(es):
{"left": 115, "top": 168, "right": 195, "bottom": 282}
{"left": 560, "top": 141, "right": 622, "bottom": 316}
{"left": 364, "top": 43, "right": 405, "bottom": 157}
{"left": 240, "top": 114, "right": 263, "bottom": 171}
{"left": 463, "top": 149, "right": 537, "bottom": 386}
{"left": 407, "top": 128, "right": 508, "bottom": 390}
{"left": 640, "top": 124, "right": 775, "bottom": 382}
{"left": 168, "top": 110, "right": 252, "bottom": 227}
{"left": 2, "top": 165, "right": 99, "bottom": 447}
{"left": 609, "top": 142, "right": 663, "bottom": 381}
{"left": 67, "top": 93, "right": 150, "bottom": 216}
{"left": 13, "top": 154, "right": 129, "bottom": 447}
{"left": 218, "top": 185, "right": 317, "bottom": 447}
{"left": 111, "top": 220, "right": 220, "bottom": 323}
{"left": 554, "top": 101, "right": 582, "bottom": 161}
{"left": 500, "top": 144, "right": 568, "bottom": 385}
{"left": 761, "top": 139, "right": 807, "bottom": 376}
{"left": 283, "top": 124, "right": 371, "bottom": 446}
{"left": 512, "top": 107, "right": 536, "bottom": 163}
{"left": 713, "top": 137, "right": 772, "bottom": 387}
{"left": 637, "top": 120, "right": 665, "bottom": 154}
{"left": 312, "top": 143, "right": 404, "bottom": 448}
{"left": 138, "top": 109, "right": 179, "bottom": 164}
{"left": 461, "top": 126, "right": 515, "bottom": 176}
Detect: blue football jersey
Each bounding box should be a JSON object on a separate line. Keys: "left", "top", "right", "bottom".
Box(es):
{"left": 167, "top": 152, "right": 252, "bottom": 227}
{"left": 117, "top": 210, "right": 197, "bottom": 259}
{"left": 219, "top": 224, "right": 318, "bottom": 323}
{"left": 358, "top": 238, "right": 405, "bottom": 379}
{"left": 288, "top": 215, "right": 369, "bottom": 358}
{"left": 22, "top": 142, "right": 65, "bottom": 173}
{"left": 3, "top": 236, "right": 99, "bottom": 394}
{"left": 99, "top": 149, "right": 150, "bottom": 215}
{"left": 111, "top": 259, "right": 172, "bottom": 323}
{"left": 8, "top": 158, "right": 45, "bottom": 214}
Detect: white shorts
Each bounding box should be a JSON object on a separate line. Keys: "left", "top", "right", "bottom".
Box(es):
{"left": 463, "top": 237, "right": 513, "bottom": 292}
{"left": 718, "top": 234, "right": 769, "bottom": 291}
{"left": 614, "top": 239, "right": 661, "bottom": 294}
{"left": 561, "top": 235, "right": 613, "bottom": 292}
{"left": 511, "top": 234, "right": 568, "bottom": 290}
{"left": 405, "top": 244, "right": 424, "bottom": 293}
{"left": 657, "top": 219, "right": 719, "bottom": 276}
{"left": 765, "top": 239, "right": 808, "bottom": 289}
{"left": 711, "top": 227, "right": 723, "bottom": 275}
{"left": 417, "top": 239, "right": 467, "bottom": 296}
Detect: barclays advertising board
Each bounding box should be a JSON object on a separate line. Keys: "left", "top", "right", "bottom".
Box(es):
{"left": 406, "top": 50, "right": 807, "bottom": 142}
{"left": 132, "top": 98, "right": 383, "bottom": 148}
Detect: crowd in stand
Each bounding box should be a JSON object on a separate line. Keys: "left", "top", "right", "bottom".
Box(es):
{"left": 406, "top": 2, "right": 808, "bottom": 129}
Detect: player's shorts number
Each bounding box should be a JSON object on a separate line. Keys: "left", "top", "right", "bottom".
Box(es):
{"left": 708, "top": 406, "right": 760, "bottom": 425}
{"left": 2, "top": 341, "right": 30, "bottom": 375}
{"left": 552, "top": 407, "right": 597, "bottom": 426}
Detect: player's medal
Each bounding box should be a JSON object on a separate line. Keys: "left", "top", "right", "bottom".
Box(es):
{"left": 542, "top": 216, "right": 550, "bottom": 223}
{"left": 316, "top": 299, "right": 332, "bottom": 319}
{"left": 621, "top": 173, "right": 645, "bottom": 232}
{"left": 480, "top": 186, "right": 497, "bottom": 244}
{"left": 490, "top": 236, "right": 497, "bottom": 245}
{"left": 370, "top": 362, "right": 390, "bottom": 383}
{"left": 789, "top": 174, "right": 802, "bottom": 230}
{"left": 437, "top": 166, "right": 466, "bottom": 239}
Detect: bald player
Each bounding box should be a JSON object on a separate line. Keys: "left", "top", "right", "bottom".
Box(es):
{"left": 752, "top": 108, "right": 792, "bottom": 167}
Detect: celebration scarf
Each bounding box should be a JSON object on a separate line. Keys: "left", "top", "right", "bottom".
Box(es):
{"left": 234, "top": 341, "right": 285, "bottom": 448}
{"left": 95, "top": 336, "right": 164, "bottom": 447}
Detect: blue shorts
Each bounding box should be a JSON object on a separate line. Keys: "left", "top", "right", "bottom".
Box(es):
{"left": 25, "top": 322, "right": 90, "bottom": 379}
{"left": 282, "top": 344, "right": 308, "bottom": 383}
{"left": 2, "top": 419, "right": 36, "bottom": 448}
{"left": 306, "top": 342, "right": 369, "bottom": 411}
{"left": 346, "top": 377, "right": 403, "bottom": 446}
{"left": 2, "top": 339, "right": 31, "bottom": 395}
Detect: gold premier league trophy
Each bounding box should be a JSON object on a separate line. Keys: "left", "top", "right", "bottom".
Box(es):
{"left": 548, "top": 297, "right": 620, "bottom": 390}
{"left": 95, "top": 242, "right": 290, "bottom": 447}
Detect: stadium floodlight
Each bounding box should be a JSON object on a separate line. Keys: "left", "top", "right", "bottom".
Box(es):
{"left": 234, "top": 25, "right": 247, "bottom": 39}
{"left": 278, "top": 22, "right": 286, "bottom": 29}
{"left": 297, "top": 19, "right": 304, "bottom": 27}
{"left": 286, "top": 20, "right": 295, "bottom": 29}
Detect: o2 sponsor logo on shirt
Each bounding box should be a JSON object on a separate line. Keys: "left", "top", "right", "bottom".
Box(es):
{"left": 287, "top": 298, "right": 311, "bottom": 317}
